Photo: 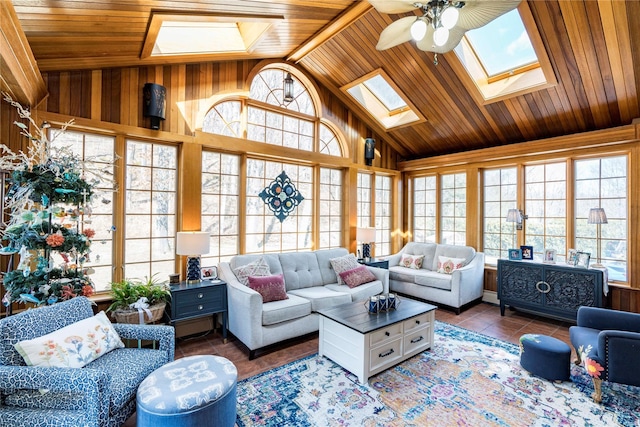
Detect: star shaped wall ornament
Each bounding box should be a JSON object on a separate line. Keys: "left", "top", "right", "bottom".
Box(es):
{"left": 259, "top": 171, "right": 304, "bottom": 222}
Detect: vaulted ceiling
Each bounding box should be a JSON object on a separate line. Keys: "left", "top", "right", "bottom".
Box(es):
{"left": 8, "top": 0, "right": 640, "bottom": 160}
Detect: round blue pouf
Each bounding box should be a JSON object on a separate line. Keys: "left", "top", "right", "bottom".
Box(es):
{"left": 137, "top": 355, "right": 237, "bottom": 427}
{"left": 519, "top": 334, "right": 571, "bottom": 382}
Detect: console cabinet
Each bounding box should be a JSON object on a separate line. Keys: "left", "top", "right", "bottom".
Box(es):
{"left": 497, "top": 260, "right": 603, "bottom": 322}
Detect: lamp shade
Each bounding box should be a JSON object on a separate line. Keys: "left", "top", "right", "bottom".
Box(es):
{"left": 356, "top": 227, "right": 376, "bottom": 243}
{"left": 176, "top": 232, "right": 210, "bottom": 256}
{"left": 587, "top": 208, "right": 608, "bottom": 224}
{"left": 506, "top": 209, "right": 522, "bottom": 223}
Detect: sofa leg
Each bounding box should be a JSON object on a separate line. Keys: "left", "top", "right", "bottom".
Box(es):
{"left": 455, "top": 307, "right": 461, "bottom": 315}
{"left": 591, "top": 377, "right": 603, "bottom": 403}
{"left": 249, "top": 349, "right": 256, "bottom": 360}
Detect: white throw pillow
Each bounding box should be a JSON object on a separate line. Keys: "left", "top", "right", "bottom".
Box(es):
{"left": 233, "top": 257, "right": 271, "bottom": 286}
{"left": 329, "top": 253, "right": 360, "bottom": 285}
{"left": 14, "top": 311, "right": 124, "bottom": 368}
{"left": 401, "top": 254, "right": 424, "bottom": 270}
{"left": 437, "top": 256, "right": 466, "bottom": 274}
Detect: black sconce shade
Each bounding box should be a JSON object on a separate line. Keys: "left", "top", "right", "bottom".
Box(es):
{"left": 364, "top": 137, "right": 375, "bottom": 166}
{"left": 143, "top": 83, "right": 166, "bottom": 130}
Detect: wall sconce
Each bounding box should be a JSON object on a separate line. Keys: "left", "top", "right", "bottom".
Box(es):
{"left": 356, "top": 226, "right": 376, "bottom": 261}
{"left": 364, "top": 137, "right": 375, "bottom": 166}
{"left": 143, "top": 83, "right": 166, "bottom": 130}
{"left": 506, "top": 208, "right": 527, "bottom": 230}
{"left": 176, "top": 231, "right": 210, "bottom": 283}
{"left": 588, "top": 207, "right": 607, "bottom": 267}
{"left": 283, "top": 72, "right": 294, "bottom": 103}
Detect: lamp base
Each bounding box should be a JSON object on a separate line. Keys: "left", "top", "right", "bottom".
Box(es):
{"left": 362, "top": 243, "right": 371, "bottom": 260}
{"left": 186, "top": 256, "right": 201, "bottom": 283}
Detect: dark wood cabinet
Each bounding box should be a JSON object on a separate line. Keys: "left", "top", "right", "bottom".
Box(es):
{"left": 497, "top": 259, "right": 603, "bottom": 322}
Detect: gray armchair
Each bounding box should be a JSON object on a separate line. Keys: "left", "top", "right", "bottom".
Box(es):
{"left": 569, "top": 306, "right": 640, "bottom": 403}
{"left": 0, "top": 296, "right": 175, "bottom": 427}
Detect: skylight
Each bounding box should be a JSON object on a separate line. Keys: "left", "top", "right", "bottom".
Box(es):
{"left": 342, "top": 70, "right": 424, "bottom": 130}
{"left": 464, "top": 9, "right": 537, "bottom": 77}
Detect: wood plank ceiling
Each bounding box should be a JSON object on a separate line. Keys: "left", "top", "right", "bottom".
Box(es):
{"left": 9, "top": 0, "right": 640, "bottom": 160}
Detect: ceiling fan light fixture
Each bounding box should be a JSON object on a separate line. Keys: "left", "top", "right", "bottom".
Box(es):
{"left": 433, "top": 26, "right": 449, "bottom": 46}
{"left": 441, "top": 6, "right": 459, "bottom": 29}
{"left": 410, "top": 18, "right": 428, "bottom": 41}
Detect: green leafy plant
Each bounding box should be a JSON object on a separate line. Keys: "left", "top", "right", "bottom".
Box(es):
{"left": 107, "top": 274, "right": 171, "bottom": 312}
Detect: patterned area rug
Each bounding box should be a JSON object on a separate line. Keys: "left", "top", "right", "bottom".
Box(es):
{"left": 236, "top": 321, "right": 640, "bottom": 426}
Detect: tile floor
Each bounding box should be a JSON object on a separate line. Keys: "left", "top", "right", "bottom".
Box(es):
{"left": 123, "top": 302, "right": 575, "bottom": 426}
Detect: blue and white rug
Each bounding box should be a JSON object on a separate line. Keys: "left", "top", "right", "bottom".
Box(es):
{"left": 236, "top": 321, "right": 640, "bottom": 426}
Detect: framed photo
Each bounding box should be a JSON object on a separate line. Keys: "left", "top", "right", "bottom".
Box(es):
{"left": 575, "top": 252, "right": 591, "bottom": 269}
{"left": 543, "top": 248, "right": 557, "bottom": 264}
{"left": 200, "top": 266, "right": 218, "bottom": 280}
{"left": 567, "top": 249, "right": 578, "bottom": 265}
{"left": 520, "top": 245, "right": 534, "bottom": 260}
{"left": 508, "top": 248, "right": 522, "bottom": 260}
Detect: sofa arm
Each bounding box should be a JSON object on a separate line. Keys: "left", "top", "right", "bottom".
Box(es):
{"left": 219, "top": 262, "right": 265, "bottom": 350}
{"left": 113, "top": 323, "right": 175, "bottom": 361}
{"left": 577, "top": 307, "right": 640, "bottom": 333}
{"left": 450, "top": 252, "right": 485, "bottom": 299}
{"left": 384, "top": 252, "right": 402, "bottom": 267}
{"left": 366, "top": 266, "right": 389, "bottom": 294}
{"left": 597, "top": 330, "right": 640, "bottom": 385}
{"left": 0, "top": 365, "right": 106, "bottom": 425}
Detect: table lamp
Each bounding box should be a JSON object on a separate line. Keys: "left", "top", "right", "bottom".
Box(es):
{"left": 176, "top": 231, "right": 210, "bottom": 283}
{"left": 587, "top": 207, "right": 607, "bottom": 268}
{"left": 356, "top": 227, "right": 376, "bottom": 261}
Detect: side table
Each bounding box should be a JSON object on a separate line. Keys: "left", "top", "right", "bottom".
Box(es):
{"left": 358, "top": 258, "right": 389, "bottom": 269}
{"left": 168, "top": 279, "right": 228, "bottom": 342}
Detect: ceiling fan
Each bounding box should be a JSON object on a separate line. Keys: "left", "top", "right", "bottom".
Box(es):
{"left": 369, "top": 0, "right": 522, "bottom": 55}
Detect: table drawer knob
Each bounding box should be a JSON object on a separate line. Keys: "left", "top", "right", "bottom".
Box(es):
{"left": 198, "top": 293, "right": 204, "bottom": 299}
{"left": 379, "top": 349, "right": 394, "bottom": 358}
{"left": 198, "top": 305, "right": 203, "bottom": 310}
{"left": 415, "top": 320, "right": 420, "bottom": 324}
{"left": 385, "top": 331, "right": 390, "bottom": 336}
{"left": 411, "top": 336, "right": 424, "bottom": 344}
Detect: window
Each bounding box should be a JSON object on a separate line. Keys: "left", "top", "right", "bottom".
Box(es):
{"left": 357, "top": 173, "right": 372, "bottom": 228}
{"left": 249, "top": 68, "right": 315, "bottom": 114}
{"left": 524, "top": 163, "right": 566, "bottom": 261}
{"left": 342, "top": 69, "right": 425, "bottom": 130}
{"left": 124, "top": 141, "right": 177, "bottom": 280}
{"left": 202, "top": 101, "right": 241, "bottom": 138}
{"left": 318, "top": 168, "right": 343, "bottom": 249}
{"left": 50, "top": 131, "right": 116, "bottom": 292}
{"left": 441, "top": 173, "right": 466, "bottom": 245}
{"left": 483, "top": 168, "right": 517, "bottom": 264}
{"left": 319, "top": 123, "right": 342, "bottom": 156}
{"left": 375, "top": 175, "right": 392, "bottom": 256}
{"left": 575, "top": 156, "right": 627, "bottom": 281}
{"left": 245, "top": 160, "right": 313, "bottom": 253}
{"left": 201, "top": 152, "right": 240, "bottom": 266}
{"left": 413, "top": 176, "right": 437, "bottom": 243}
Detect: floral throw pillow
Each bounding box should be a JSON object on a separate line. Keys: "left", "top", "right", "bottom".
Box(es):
{"left": 437, "top": 256, "right": 466, "bottom": 274}
{"left": 400, "top": 254, "right": 424, "bottom": 270}
{"left": 339, "top": 266, "right": 377, "bottom": 288}
{"left": 330, "top": 253, "right": 360, "bottom": 285}
{"left": 14, "top": 311, "right": 124, "bottom": 368}
{"left": 248, "top": 274, "right": 288, "bottom": 303}
{"left": 233, "top": 257, "right": 271, "bottom": 286}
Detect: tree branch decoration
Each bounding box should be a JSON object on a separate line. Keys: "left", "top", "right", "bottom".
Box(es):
{"left": 259, "top": 171, "right": 304, "bottom": 223}
{"left": 1, "top": 93, "right": 117, "bottom": 306}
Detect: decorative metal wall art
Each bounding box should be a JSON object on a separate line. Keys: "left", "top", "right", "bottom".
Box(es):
{"left": 259, "top": 171, "right": 304, "bottom": 222}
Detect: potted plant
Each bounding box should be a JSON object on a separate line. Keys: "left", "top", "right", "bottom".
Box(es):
{"left": 107, "top": 274, "right": 171, "bottom": 324}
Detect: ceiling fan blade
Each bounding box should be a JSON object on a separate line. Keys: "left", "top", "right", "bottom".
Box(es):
{"left": 416, "top": 26, "right": 466, "bottom": 54}
{"left": 368, "top": 0, "right": 419, "bottom": 14}
{"left": 456, "top": 0, "right": 522, "bottom": 30}
{"left": 375, "top": 16, "right": 417, "bottom": 51}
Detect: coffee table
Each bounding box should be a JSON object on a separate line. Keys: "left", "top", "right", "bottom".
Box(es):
{"left": 318, "top": 297, "right": 437, "bottom": 383}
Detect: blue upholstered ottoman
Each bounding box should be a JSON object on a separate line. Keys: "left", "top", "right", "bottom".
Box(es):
{"left": 136, "top": 355, "right": 237, "bottom": 427}
{"left": 519, "top": 334, "right": 571, "bottom": 382}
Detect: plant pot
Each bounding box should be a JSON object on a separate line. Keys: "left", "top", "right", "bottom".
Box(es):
{"left": 111, "top": 302, "right": 166, "bottom": 324}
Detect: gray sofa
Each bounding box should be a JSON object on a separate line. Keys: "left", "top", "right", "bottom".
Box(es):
{"left": 386, "top": 242, "right": 485, "bottom": 314}
{"left": 219, "top": 248, "right": 389, "bottom": 359}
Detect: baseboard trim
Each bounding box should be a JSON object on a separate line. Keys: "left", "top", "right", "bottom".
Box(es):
{"left": 483, "top": 290, "right": 499, "bottom": 305}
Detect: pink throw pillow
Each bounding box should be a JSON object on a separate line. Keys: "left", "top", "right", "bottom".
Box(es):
{"left": 248, "top": 274, "right": 288, "bottom": 302}
{"left": 338, "top": 265, "right": 377, "bottom": 288}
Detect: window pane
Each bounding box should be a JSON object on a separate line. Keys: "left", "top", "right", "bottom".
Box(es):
{"left": 483, "top": 167, "right": 517, "bottom": 264}
{"left": 375, "top": 175, "right": 392, "bottom": 256}
{"left": 413, "top": 176, "right": 436, "bottom": 243}
{"left": 441, "top": 172, "right": 466, "bottom": 245}
{"left": 318, "top": 168, "right": 342, "bottom": 250}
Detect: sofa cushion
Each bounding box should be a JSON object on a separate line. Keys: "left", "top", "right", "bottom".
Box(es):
{"left": 279, "top": 252, "right": 324, "bottom": 290}
{"left": 432, "top": 244, "right": 475, "bottom": 271}
{"left": 288, "top": 287, "right": 352, "bottom": 312}
{"left": 401, "top": 242, "right": 438, "bottom": 271}
{"left": 248, "top": 274, "right": 288, "bottom": 302}
{"left": 329, "top": 253, "right": 360, "bottom": 285}
{"left": 14, "top": 311, "right": 124, "bottom": 368}
{"left": 233, "top": 257, "right": 271, "bottom": 285}
{"left": 325, "top": 280, "right": 384, "bottom": 302}
{"left": 230, "top": 254, "right": 282, "bottom": 276}
{"left": 339, "top": 265, "right": 377, "bottom": 288}
{"left": 389, "top": 267, "right": 453, "bottom": 291}
{"left": 436, "top": 256, "right": 466, "bottom": 274}
{"left": 400, "top": 254, "right": 424, "bottom": 269}
{"left": 262, "top": 294, "right": 312, "bottom": 326}
{"left": 315, "top": 248, "right": 349, "bottom": 285}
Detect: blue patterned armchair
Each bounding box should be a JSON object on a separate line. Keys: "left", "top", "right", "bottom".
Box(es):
{"left": 0, "top": 296, "right": 175, "bottom": 427}
{"left": 570, "top": 306, "right": 640, "bottom": 403}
